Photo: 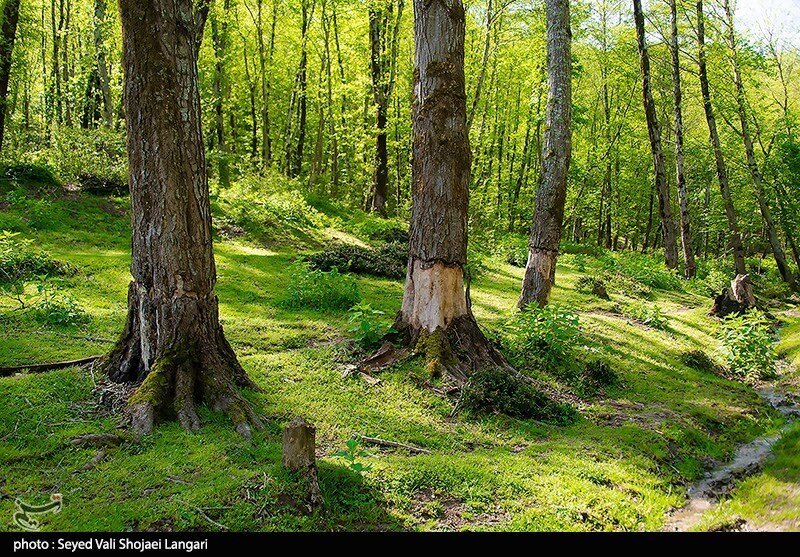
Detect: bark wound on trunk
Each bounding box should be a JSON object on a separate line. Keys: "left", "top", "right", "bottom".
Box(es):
{"left": 519, "top": 0, "right": 572, "bottom": 308}
{"left": 100, "top": 0, "right": 260, "bottom": 437}
{"left": 387, "top": 0, "right": 508, "bottom": 383}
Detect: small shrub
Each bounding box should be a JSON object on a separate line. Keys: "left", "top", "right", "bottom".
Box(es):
{"left": 622, "top": 301, "right": 668, "bottom": 330}
{"left": 603, "top": 252, "right": 682, "bottom": 291}
{"left": 461, "top": 367, "right": 578, "bottom": 424}
{"left": 348, "top": 304, "right": 396, "bottom": 348}
{"left": 560, "top": 241, "right": 606, "bottom": 257}
{"left": 603, "top": 271, "right": 652, "bottom": 299}
{"left": 581, "top": 359, "right": 618, "bottom": 389}
{"left": 308, "top": 242, "right": 406, "bottom": 279}
{"left": 680, "top": 349, "right": 719, "bottom": 374}
{"left": 500, "top": 304, "right": 582, "bottom": 368}
{"left": 576, "top": 276, "right": 610, "bottom": 299}
{"left": 0, "top": 231, "right": 76, "bottom": 285}
{"left": 279, "top": 263, "right": 360, "bottom": 311}
{"left": 0, "top": 163, "right": 60, "bottom": 188}
{"left": 717, "top": 311, "right": 777, "bottom": 381}
{"left": 30, "top": 288, "right": 90, "bottom": 327}
{"left": 333, "top": 438, "right": 372, "bottom": 474}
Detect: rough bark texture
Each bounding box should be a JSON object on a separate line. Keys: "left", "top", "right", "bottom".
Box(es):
{"left": 696, "top": 0, "right": 746, "bottom": 276}
{"left": 100, "top": 0, "right": 260, "bottom": 437}
{"left": 391, "top": 0, "right": 508, "bottom": 382}
{"left": 633, "top": 0, "right": 679, "bottom": 270}
{"left": 0, "top": 0, "right": 21, "bottom": 153}
{"left": 722, "top": 0, "right": 793, "bottom": 286}
{"left": 669, "top": 0, "right": 695, "bottom": 279}
{"left": 518, "top": 0, "right": 572, "bottom": 308}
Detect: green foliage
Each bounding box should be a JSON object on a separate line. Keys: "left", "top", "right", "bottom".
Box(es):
{"left": 28, "top": 286, "right": 90, "bottom": 328}
{"left": 603, "top": 271, "right": 652, "bottom": 299}
{"left": 499, "top": 304, "right": 583, "bottom": 368}
{"left": 580, "top": 359, "right": 618, "bottom": 392}
{"left": 279, "top": 263, "right": 361, "bottom": 311}
{"left": 680, "top": 349, "right": 719, "bottom": 374}
{"left": 461, "top": 367, "right": 577, "bottom": 424}
{"left": 621, "top": 301, "right": 668, "bottom": 330}
{"left": 355, "top": 219, "right": 409, "bottom": 244}
{"left": 332, "top": 438, "right": 373, "bottom": 474}
{"left": 308, "top": 242, "right": 406, "bottom": 279}
{"left": 717, "top": 311, "right": 777, "bottom": 381}
{"left": 0, "top": 231, "right": 76, "bottom": 285}
{"left": 576, "top": 275, "right": 609, "bottom": 299}
{"left": 348, "top": 304, "right": 396, "bottom": 348}
{"left": 0, "top": 163, "right": 61, "bottom": 188}
{"left": 603, "top": 252, "right": 683, "bottom": 292}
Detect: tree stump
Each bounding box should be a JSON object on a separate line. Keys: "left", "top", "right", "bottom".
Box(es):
{"left": 711, "top": 274, "right": 756, "bottom": 318}
{"left": 282, "top": 417, "right": 323, "bottom": 508}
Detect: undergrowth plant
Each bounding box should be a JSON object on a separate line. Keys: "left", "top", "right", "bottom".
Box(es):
{"left": 348, "top": 304, "right": 396, "bottom": 348}
{"left": 717, "top": 311, "right": 777, "bottom": 381}
{"left": 499, "top": 304, "right": 583, "bottom": 369}
{"left": 279, "top": 263, "right": 360, "bottom": 311}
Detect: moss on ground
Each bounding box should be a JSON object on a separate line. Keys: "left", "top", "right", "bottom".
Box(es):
{"left": 0, "top": 184, "right": 797, "bottom": 531}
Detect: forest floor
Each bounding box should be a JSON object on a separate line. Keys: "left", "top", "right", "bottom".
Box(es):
{"left": 1, "top": 178, "right": 799, "bottom": 532}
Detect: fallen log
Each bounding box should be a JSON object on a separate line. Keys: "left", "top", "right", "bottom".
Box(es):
{"left": 0, "top": 356, "right": 101, "bottom": 377}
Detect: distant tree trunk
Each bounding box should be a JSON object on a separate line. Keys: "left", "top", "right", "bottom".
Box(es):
{"left": 696, "top": 0, "right": 745, "bottom": 275}
{"left": 101, "top": 0, "right": 261, "bottom": 437}
{"left": 518, "top": 0, "right": 572, "bottom": 308}
{"left": 633, "top": 0, "right": 679, "bottom": 270}
{"left": 0, "top": 0, "right": 21, "bottom": 153}
{"left": 722, "top": 0, "right": 793, "bottom": 286}
{"left": 92, "top": 0, "right": 114, "bottom": 128}
{"left": 285, "top": 0, "right": 313, "bottom": 178}
{"left": 669, "top": 0, "right": 695, "bottom": 278}
{"left": 467, "top": 0, "right": 492, "bottom": 130}
{"left": 367, "top": 0, "right": 403, "bottom": 216}
{"left": 391, "top": 0, "right": 507, "bottom": 381}
{"left": 211, "top": 0, "right": 231, "bottom": 188}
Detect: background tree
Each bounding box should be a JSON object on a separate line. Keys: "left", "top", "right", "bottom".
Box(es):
{"left": 518, "top": 0, "right": 572, "bottom": 308}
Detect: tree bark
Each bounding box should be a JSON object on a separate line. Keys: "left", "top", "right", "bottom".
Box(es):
{"left": 696, "top": 0, "right": 745, "bottom": 275}
{"left": 0, "top": 0, "right": 20, "bottom": 153}
{"left": 101, "top": 0, "right": 260, "bottom": 437}
{"left": 633, "top": 0, "right": 679, "bottom": 270}
{"left": 722, "top": 0, "right": 793, "bottom": 285}
{"left": 518, "top": 0, "right": 572, "bottom": 308}
{"left": 669, "top": 0, "right": 696, "bottom": 278}
{"left": 392, "top": 0, "right": 507, "bottom": 382}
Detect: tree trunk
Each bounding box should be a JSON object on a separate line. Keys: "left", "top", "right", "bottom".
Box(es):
{"left": 210, "top": 0, "right": 231, "bottom": 188}
{"left": 392, "top": 0, "right": 507, "bottom": 382}
{"left": 696, "top": 0, "right": 745, "bottom": 275}
{"left": 101, "top": 0, "right": 261, "bottom": 437}
{"left": 669, "top": 0, "right": 695, "bottom": 278}
{"left": 722, "top": 0, "right": 793, "bottom": 285}
{"left": 633, "top": 0, "right": 679, "bottom": 270}
{"left": 518, "top": 0, "right": 572, "bottom": 308}
{"left": 92, "top": 0, "right": 114, "bottom": 128}
{"left": 0, "top": 0, "right": 20, "bottom": 154}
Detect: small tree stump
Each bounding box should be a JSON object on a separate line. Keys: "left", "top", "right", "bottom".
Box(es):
{"left": 282, "top": 417, "right": 323, "bottom": 508}
{"left": 711, "top": 274, "right": 756, "bottom": 318}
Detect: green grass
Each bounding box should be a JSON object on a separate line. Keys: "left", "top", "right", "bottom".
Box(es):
{"left": 0, "top": 181, "right": 797, "bottom": 532}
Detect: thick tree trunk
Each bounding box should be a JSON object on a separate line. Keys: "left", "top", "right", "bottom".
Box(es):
{"left": 391, "top": 0, "right": 507, "bottom": 382}
{"left": 669, "top": 0, "right": 696, "bottom": 278}
{"left": 518, "top": 0, "right": 572, "bottom": 308}
{"left": 633, "top": 0, "right": 679, "bottom": 270}
{"left": 696, "top": 0, "right": 745, "bottom": 275}
{"left": 722, "top": 0, "right": 793, "bottom": 285}
{"left": 101, "top": 0, "right": 260, "bottom": 437}
{"left": 0, "top": 0, "right": 20, "bottom": 153}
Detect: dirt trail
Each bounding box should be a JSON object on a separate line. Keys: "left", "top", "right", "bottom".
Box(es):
{"left": 663, "top": 388, "right": 800, "bottom": 531}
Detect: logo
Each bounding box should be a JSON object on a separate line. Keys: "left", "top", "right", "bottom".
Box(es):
{"left": 13, "top": 494, "right": 62, "bottom": 531}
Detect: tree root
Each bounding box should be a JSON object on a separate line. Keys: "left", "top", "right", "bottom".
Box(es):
{"left": 0, "top": 356, "right": 101, "bottom": 377}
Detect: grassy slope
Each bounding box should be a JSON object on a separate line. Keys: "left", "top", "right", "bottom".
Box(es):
{"left": 0, "top": 183, "right": 795, "bottom": 532}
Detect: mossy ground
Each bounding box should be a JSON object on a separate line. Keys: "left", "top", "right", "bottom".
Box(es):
{"left": 0, "top": 180, "right": 798, "bottom": 532}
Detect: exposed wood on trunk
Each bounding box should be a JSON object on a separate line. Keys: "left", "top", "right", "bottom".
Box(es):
{"left": 519, "top": 0, "right": 572, "bottom": 308}
{"left": 711, "top": 274, "right": 757, "bottom": 318}
{"left": 633, "top": 0, "right": 678, "bottom": 270}
{"left": 100, "top": 0, "right": 261, "bottom": 437}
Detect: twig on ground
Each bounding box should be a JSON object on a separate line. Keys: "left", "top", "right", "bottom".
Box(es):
{"left": 358, "top": 435, "right": 431, "bottom": 455}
